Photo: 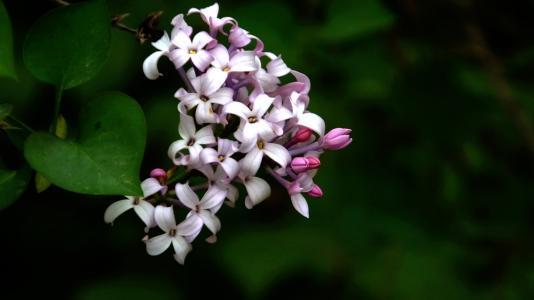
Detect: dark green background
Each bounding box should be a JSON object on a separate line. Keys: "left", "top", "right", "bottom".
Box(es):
{"left": 1, "top": 0, "right": 533, "bottom": 299}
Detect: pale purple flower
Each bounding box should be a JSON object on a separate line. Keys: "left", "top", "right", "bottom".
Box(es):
{"left": 175, "top": 69, "right": 233, "bottom": 124}
{"left": 287, "top": 170, "right": 318, "bottom": 218}
{"left": 200, "top": 139, "right": 240, "bottom": 179}
{"left": 238, "top": 156, "right": 271, "bottom": 209}
{"left": 175, "top": 183, "right": 226, "bottom": 242}
{"left": 197, "top": 165, "right": 239, "bottom": 207}
{"left": 145, "top": 206, "right": 201, "bottom": 264}
{"left": 239, "top": 138, "right": 291, "bottom": 174}
{"left": 320, "top": 128, "right": 352, "bottom": 150}
{"left": 289, "top": 91, "right": 325, "bottom": 136}
{"left": 170, "top": 14, "right": 193, "bottom": 38}
{"left": 188, "top": 3, "right": 236, "bottom": 36}
{"left": 168, "top": 114, "right": 216, "bottom": 165}
{"left": 170, "top": 31, "right": 214, "bottom": 71}
{"left": 209, "top": 44, "right": 258, "bottom": 82}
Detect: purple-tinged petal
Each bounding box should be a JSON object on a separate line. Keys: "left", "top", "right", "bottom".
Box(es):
{"left": 172, "top": 236, "right": 192, "bottom": 264}
{"left": 229, "top": 51, "right": 258, "bottom": 72}
{"left": 209, "top": 87, "right": 233, "bottom": 105}
{"left": 146, "top": 234, "right": 172, "bottom": 256}
{"left": 191, "top": 50, "right": 213, "bottom": 72}
{"left": 240, "top": 147, "right": 264, "bottom": 176}
{"left": 197, "top": 210, "right": 221, "bottom": 235}
{"left": 201, "top": 68, "right": 227, "bottom": 95}
{"left": 210, "top": 44, "right": 230, "bottom": 68}
{"left": 152, "top": 32, "right": 171, "bottom": 51}
{"left": 176, "top": 214, "right": 203, "bottom": 236}
{"left": 229, "top": 26, "right": 251, "bottom": 48}
{"left": 154, "top": 205, "right": 177, "bottom": 232}
{"left": 200, "top": 147, "right": 219, "bottom": 164}
{"left": 243, "top": 177, "right": 271, "bottom": 209}
{"left": 222, "top": 101, "right": 251, "bottom": 120}
{"left": 178, "top": 114, "right": 196, "bottom": 139}
{"left": 264, "top": 143, "right": 291, "bottom": 168}
{"left": 169, "top": 49, "right": 190, "bottom": 69}
{"left": 175, "top": 183, "right": 200, "bottom": 209}
{"left": 220, "top": 157, "right": 239, "bottom": 179}
{"left": 290, "top": 193, "right": 309, "bottom": 218}
{"left": 267, "top": 56, "right": 290, "bottom": 77}
{"left": 252, "top": 94, "right": 274, "bottom": 117}
{"left": 195, "top": 101, "right": 218, "bottom": 124}
{"left": 199, "top": 185, "right": 227, "bottom": 210}
{"left": 192, "top": 31, "right": 214, "bottom": 49}
{"left": 218, "top": 138, "right": 239, "bottom": 156}
{"left": 103, "top": 198, "right": 134, "bottom": 224}
{"left": 194, "top": 125, "right": 216, "bottom": 144}
{"left": 167, "top": 139, "right": 188, "bottom": 164}
{"left": 266, "top": 106, "right": 293, "bottom": 123}
{"left": 171, "top": 30, "right": 192, "bottom": 49}
{"left": 171, "top": 14, "right": 192, "bottom": 37}
{"left": 188, "top": 3, "right": 219, "bottom": 23}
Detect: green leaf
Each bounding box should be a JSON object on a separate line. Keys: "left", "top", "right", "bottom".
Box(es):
{"left": 0, "top": 1, "right": 16, "bottom": 79}
{"left": 0, "top": 165, "right": 31, "bottom": 210}
{"left": 23, "top": 0, "right": 110, "bottom": 89}
{"left": 320, "top": 0, "right": 395, "bottom": 41}
{"left": 0, "top": 103, "right": 13, "bottom": 121}
{"left": 24, "top": 92, "right": 146, "bottom": 195}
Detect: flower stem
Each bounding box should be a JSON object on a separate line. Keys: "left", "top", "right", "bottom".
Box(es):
{"left": 265, "top": 167, "right": 290, "bottom": 189}
{"left": 7, "top": 115, "right": 34, "bottom": 133}
{"left": 288, "top": 141, "right": 321, "bottom": 156}
{"left": 177, "top": 67, "right": 195, "bottom": 92}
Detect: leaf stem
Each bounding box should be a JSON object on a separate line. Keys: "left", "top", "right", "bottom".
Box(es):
{"left": 50, "top": 86, "right": 63, "bottom": 133}
{"left": 7, "top": 115, "right": 34, "bottom": 133}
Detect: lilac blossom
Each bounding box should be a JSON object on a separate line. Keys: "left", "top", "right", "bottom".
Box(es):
{"left": 106, "top": 3, "right": 352, "bottom": 265}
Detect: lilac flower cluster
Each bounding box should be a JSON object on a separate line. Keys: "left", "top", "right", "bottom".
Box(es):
{"left": 104, "top": 3, "right": 352, "bottom": 264}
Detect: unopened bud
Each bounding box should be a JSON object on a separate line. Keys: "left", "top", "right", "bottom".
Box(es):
{"left": 307, "top": 184, "right": 323, "bottom": 198}
{"left": 321, "top": 128, "right": 352, "bottom": 150}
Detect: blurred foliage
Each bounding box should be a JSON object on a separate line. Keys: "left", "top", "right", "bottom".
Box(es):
{"left": 1, "top": 0, "right": 534, "bottom": 299}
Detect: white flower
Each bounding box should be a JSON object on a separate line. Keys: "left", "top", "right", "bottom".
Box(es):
{"left": 222, "top": 94, "right": 276, "bottom": 148}
{"left": 104, "top": 178, "right": 164, "bottom": 228}
{"left": 200, "top": 139, "right": 240, "bottom": 179}
{"left": 188, "top": 3, "right": 236, "bottom": 34}
{"left": 197, "top": 165, "right": 239, "bottom": 207}
{"left": 175, "top": 69, "right": 233, "bottom": 124}
{"left": 175, "top": 183, "right": 227, "bottom": 243}
{"left": 289, "top": 91, "right": 325, "bottom": 136}
{"left": 168, "top": 114, "right": 216, "bottom": 165}
{"left": 169, "top": 31, "right": 214, "bottom": 71}
{"left": 239, "top": 138, "right": 291, "bottom": 174}
{"left": 145, "top": 206, "right": 201, "bottom": 264}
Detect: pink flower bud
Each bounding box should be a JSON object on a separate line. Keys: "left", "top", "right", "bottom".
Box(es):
{"left": 291, "top": 157, "right": 309, "bottom": 173}
{"left": 294, "top": 127, "right": 313, "bottom": 143}
{"left": 150, "top": 168, "right": 167, "bottom": 180}
{"left": 307, "top": 184, "right": 323, "bottom": 198}
{"left": 306, "top": 156, "right": 321, "bottom": 169}
{"left": 321, "top": 128, "right": 352, "bottom": 150}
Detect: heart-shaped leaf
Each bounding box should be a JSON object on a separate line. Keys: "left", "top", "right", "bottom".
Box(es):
{"left": 0, "top": 1, "right": 16, "bottom": 79}
{"left": 24, "top": 92, "right": 146, "bottom": 196}
{"left": 23, "top": 0, "right": 110, "bottom": 89}
{"left": 0, "top": 165, "right": 31, "bottom": 210}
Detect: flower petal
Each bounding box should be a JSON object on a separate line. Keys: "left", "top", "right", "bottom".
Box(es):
{"left": 146, "top": 234, "right": 172, "bottom": 256}
{"left": 194, "top": 125, "right": 216, "bottom": 144}
{"left": 178, "top": 114, "right": 196, "bottom": 139}
{"left": 290, "top": 193, "right": 309, "bottom": 218}
{"left": 199, "top": 185, "right": 227, "bottom": 210}
{"left": 267, "top": 56, "right": 290, "bottom": 77}
{"left": 220, "top": 157, "right": 239, "bottom": 179}
{"left": 298, "top": 112, "right": 325, "bottom": 136}
{"left": 209, "top": 87, "right": 233, "bottom": 105}
{"left": 171, "top": 30, "right": 192, "bottom": 49}
{"left": 197, "top": 209, "right": 221, "bottom": 235}
{"left": 229, "top": 51, "right": 258, "bottom": 72}
{"left": 222, "top": 101, "right": 250, "bottom": 120}
{"left": 240, "top": 147, "right": 263, "bottom": 176}
{"left": 192, "top": 31, "right": 214, "bottom": 49}
{"left": 141, "top": 178, "right": 164, "bottom": 197}
{"left": 143, "top": 51, "right": 167, "bottom": 80}
{"left": 252, "top": 94, "right": 274, "bottom": 117}
{"left": 103, "top": 199, "right": 134, "bottom": 224}
{"left": 191, "top": 50, "right": 213, "bottom": 72}
{"left": 243, "top": 176, "right": 271, "bottom": 209}
{"left": 218, "top": 138, "right": 239, "bottom": 156}
{"left": 264, "top": 142, "right": 291, "bottom": 168}
{"left": 195, "top": 101, "right": 218, "bottom": 124}
{"left": 172, "top": 236, "right": 192, "bottom": 264}
{"left": 203, "top": 67, "right": 227, "bottom": 95}
{"left": 154, "top": 205, "right": 177, "bottom": 232}
{"left": 152, "top": 31, "right": 171, "bottom": 51}
{"left": 169, "top": 48, "right": 190, "bottom": 69}
{"left": 200, "top": 147, "right": 219, "bottom": 164}
{"left": 176, "top": 214, "right": 203, "bottom": 236}
{"left": 134, "top": 200, "right": 156, "bottom": 228}
{"left": 210, "top": 44, "right": 229, "bottom": 68}
{"left": 175, "top": 183, "right": 200, "bottom": 209}
{"left": 167, "top": 139, "right": 188, "bottom": 164}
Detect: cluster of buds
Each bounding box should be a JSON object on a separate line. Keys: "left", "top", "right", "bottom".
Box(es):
{"left": 104, "top": 3, "right": 352, "bottom": 264}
